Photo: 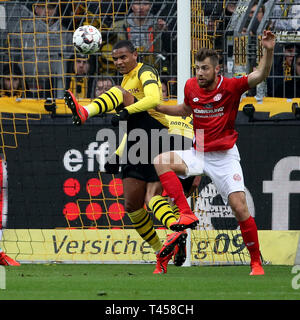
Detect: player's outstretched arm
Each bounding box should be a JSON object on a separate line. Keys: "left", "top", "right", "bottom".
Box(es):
{"left": 155, "top": 102, "right": 192, "bottom": 116}
{"left": 111, "top": 83, "right": 161, "bottom": 126}
{"left": 125, "top": 82, "right": 161, "bottom": 114}
{"left": 248, "top": 30, "right": 276, "bottom": 88}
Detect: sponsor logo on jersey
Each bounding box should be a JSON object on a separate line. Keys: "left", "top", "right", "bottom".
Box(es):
{"left": 128, "top": 88, "right": 139, "bottom": 94}
{"left": 213, "top": 93, "right": 222, "bottom": 101}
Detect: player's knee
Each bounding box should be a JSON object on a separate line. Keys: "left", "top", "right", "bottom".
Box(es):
{"left": 229, "top": 192, "right": 249, "bottom": 221}
{"left": 154, "top": 152, "right": 172, "bottom": 168}
{"left": 115, "top": 85, "right": 135, "bottom": 106}
{"left": 144, "top": 183, "right": 162, "bottom": 205}
{"left": 153, "top": 154, "right": 161, "bottom": 167}
{"left": 125, "top": 196, "right": 145, "bottom": 213}
{"left": 125, "top": 202, "right": 140, "bottom": 213}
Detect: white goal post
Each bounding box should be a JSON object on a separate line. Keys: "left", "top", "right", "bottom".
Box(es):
{"left": 177, "top": 0, "right": 192, "bottom": 267}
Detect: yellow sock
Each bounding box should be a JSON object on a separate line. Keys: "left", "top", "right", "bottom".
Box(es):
{"left": 127, "top": 208, "right": 162, "bottom": 253}
{"left": 171, "top": 204, "right": 180, "bottom": 220}
{"left": 149, "top": 195, "right": 177, "bottom": 229}
{"left": 84, "top": 86, "right": 123, "bottom": 117}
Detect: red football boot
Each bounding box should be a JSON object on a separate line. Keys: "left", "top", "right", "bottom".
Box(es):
{"left": 0, "top": 252, "right": 20, "bottom": 266}
{"left": 250, "top": 261, "right": 264, "bottom": 276}
{"left": 173, "top": 241, "right": 187, "bottom": 267}
{"left": 169, "top": 213, "right": 199, "bottom": 232}
{"left": 64, "top": 90, "right": 88, "bottom": 125}
{"left": 153, "top": 251, "right": 174, "bottom": 274}
{"left": 158, "top": 231, "right": 187, "bottom": 258}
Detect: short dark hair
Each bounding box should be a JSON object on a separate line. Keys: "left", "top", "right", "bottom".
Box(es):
{"left": 112, "top": 40, "right": 136, "bottom": 53}
{"left": 195, "top": 48, "right": 219, "bottom": 67}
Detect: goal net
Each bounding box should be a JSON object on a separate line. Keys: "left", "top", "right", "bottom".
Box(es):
{"left": 0, "top": 0, "right": 268, "bottom": 266}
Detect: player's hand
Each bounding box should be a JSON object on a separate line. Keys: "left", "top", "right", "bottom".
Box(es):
{"left": 111, "top": 109, "right": 129, "bottom": 127}
{"left": 261, "top": 30, "right": 276, "bottom": 51}
{"left": 104, "top": 154, "right": 120, "bottom": 174}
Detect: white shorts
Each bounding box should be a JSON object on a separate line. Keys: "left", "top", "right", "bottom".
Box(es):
{"left": 174, "top": 144, "right": 245, "bottom": 204}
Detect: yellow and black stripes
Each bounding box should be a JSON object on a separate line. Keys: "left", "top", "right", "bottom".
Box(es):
{"left": 149, "top": 195, "right": 177, "bottom": 229}
{"left": 127, "top": 208, "right": 162, "bottom": 252}
{"left": 137, "top": 64, "right": 159, "bottom": 82}
{"left": 84, "top": 86, "right": 124, "bottom": 117}
{"left": 94, "top": 92, "right": 117, "bottom": 113}
{"left": 120, "top": 62, "right": 168, "bottom": 126}
{"left": 143, "top": 79, "right": 158, "bottom": 87}
{"left": 171, "top": 204, "right": 180, "bottom": 220}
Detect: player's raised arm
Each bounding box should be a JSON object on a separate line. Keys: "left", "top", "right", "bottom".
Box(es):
{"left": 247, "top": 30, "right": 276, "bottom": 88}
{"left": 155, "top": 102, "right": 192, "bottom": 117}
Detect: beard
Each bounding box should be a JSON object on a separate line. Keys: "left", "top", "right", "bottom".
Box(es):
{"left": 197, "top": 72, "right": 216, "bottom": 88}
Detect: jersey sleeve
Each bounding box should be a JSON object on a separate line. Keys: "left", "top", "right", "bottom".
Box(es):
{"left": 230, "top": 75, "right": 250, "bottom": 95}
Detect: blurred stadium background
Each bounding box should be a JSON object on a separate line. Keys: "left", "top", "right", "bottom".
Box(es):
{"left": 0, "top": 0, "right": 299, "bottom": 267}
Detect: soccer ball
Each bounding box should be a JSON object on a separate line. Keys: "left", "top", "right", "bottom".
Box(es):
{"left": 73, "top": 25, "right": 102, "bottom": 54}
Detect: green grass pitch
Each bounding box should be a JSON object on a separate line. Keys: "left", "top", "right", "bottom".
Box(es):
{"left": 0, "top": 264, "right": 299, "bottom": 300}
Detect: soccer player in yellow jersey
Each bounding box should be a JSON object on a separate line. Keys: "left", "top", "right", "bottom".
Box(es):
{"left": 64, "top": 40, "right": 187, "bottom": 274}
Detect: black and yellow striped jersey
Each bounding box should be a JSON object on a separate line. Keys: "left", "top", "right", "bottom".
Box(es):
{"left": 122, "top": 62, "right": 169, "bottom": 128}
{"left": 115, "top": 63, "right": 194, "bottom": 158}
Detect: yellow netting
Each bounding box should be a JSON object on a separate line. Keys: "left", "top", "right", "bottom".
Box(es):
{"left": 0, "top": 112, "right": 41, "bottom": 160}
{"left": 1, "top": 1, "right": 130, "bottom": 100}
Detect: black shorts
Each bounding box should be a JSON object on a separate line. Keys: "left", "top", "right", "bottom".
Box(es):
{"left": 120, "top": 110, "right": 166, "bottom": 182}
{"left": 120, "top": 111, "right": 194, "bottom": 183}
{"left": 121, "top": 163, "right": 159, "bottom": 182}
{"left": 121, "top": 166, "right": 196, "bottom": 189}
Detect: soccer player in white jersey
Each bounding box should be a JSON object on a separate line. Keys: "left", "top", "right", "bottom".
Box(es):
{"left": 153, "top": 30, "right": 276, "bottom": 276}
